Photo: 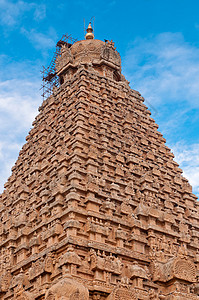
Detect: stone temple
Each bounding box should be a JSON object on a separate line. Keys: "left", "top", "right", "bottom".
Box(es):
{"left": 0, "top": 23, "right": 199, "bottom": 299}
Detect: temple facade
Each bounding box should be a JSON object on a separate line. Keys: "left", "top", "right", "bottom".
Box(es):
{"left": 0, "top": 24, "right": 199, "bottom": 299}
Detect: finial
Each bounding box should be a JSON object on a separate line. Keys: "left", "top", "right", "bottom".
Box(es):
{"left": 85, "top": 22, "right": 94, "bottom": 40}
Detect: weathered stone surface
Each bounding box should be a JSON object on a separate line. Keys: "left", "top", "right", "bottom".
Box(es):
{"left": 150, "top": 257, "right": 196, "bottom": 282}
{"left": 107, "top": 286, "right": 137, "bottom": 300}
{"left": 0, "top": 26, "right": 199, "bottom": 299}
{"left": 45, "top": 275, "right": 89, "bottom": 300}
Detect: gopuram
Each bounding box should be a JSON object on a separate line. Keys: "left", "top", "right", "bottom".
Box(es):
{"left": 0, "top": 23, "right": 199, "bottom": 299}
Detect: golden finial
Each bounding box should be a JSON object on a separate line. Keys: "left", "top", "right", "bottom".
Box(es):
{"left": 85, "top": 22, "right": 94, "bottom": 40}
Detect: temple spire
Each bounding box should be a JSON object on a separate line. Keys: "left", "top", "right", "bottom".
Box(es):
{"left": 85, "top": 22, "right": 94, "bottom": 40}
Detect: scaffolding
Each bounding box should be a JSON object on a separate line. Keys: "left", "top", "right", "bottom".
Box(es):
{"left": 41, "top": 34, "right": 77, "bottom": 100}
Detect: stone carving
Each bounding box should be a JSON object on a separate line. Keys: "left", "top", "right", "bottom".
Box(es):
{"left": 90, "top": 249, "right": 122, "bottom": 275}
{"left": 173, "top": 258, "right": 196, "bottom": 282}
{"left": 150, "top": 258, "right": 196, "bottom": 283}
{"left": 14, "top": 290, "right": 33, "bottom": 300}
{"left": 0, "top": 270, "right": 12, "bottom": 292}
{"left": 58, "top": 246, "right": 82, "bottom": 268}
{"left": 10, "top": 268, "right": 29, "bottom": 289}
{"left": 128, "top": 262, "right": 149, "bottom": 279}
{"left": 45, "top": 252, "right": 56, "bottom": 273}
{"left": 194, "top": 283, "right": 199, "bottom": 295}
{"left": 101, "top": 40, "right": 121, "bottom": 67}
{"left": 107, "top": 286, "right": 137, "bottom": 300}
{"left": 0, "top": 28, "right": 198, "bottom": 300}
{"left": 56, "top": 45, "right": 73, "bottom": 71}
{"left": 86, "top": 217, "right": 109, "bottom": 239}
{"left": 148, "top": 235, "right": 179, "bottom": 262}
{"left": 45, "top": 275, "right": 89, "bottom": 300}
{"left": 29, "top": 258, "right": 45, "bottom": 280}
{"left": 0, "top": 247, "right": 13, "bottom": 271}
{"left": 148, "top": 289, "right": 159, "bottom": 300}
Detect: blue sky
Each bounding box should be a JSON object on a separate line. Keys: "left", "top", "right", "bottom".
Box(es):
{"left": 0, "top": 0, "right": 199, "bottom": 196}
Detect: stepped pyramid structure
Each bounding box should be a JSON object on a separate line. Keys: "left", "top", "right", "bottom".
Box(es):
{"left": 0, "top": 24, "right": 199, "bottom": 300}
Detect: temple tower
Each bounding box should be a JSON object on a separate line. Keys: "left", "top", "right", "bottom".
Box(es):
{"left": 0, "top": 24, "right": 199, "bottom": 299}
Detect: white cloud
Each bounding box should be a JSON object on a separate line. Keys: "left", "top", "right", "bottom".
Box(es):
{"left": 171, "top": 143, "right": 199, "bottom": 197}
{"left": 0, "top": 0, "right": 32, "bottom": 26}
{"left": 0, "top": 79, "right": 41, "bottom": 192}
{"left": 33, "top": 3, "right": 46, "bottom": 21}
{"left": 21, "top": 27, "right": 57, "bottom": 51}
{"left": 0, "top": 79, "right": 40, "bottom": 130}
{"left": 0, "top": 60, "right": 41, "bottom": 192}
{"left": 0, "top": 0, "right": 46, "bottom": 27}
{"left": 0, "top": 141, "right": 21, "bottom": 191}
{"left": 123, "top": 32, "right": 199, "bottom": 108}
{"left": 123, "top": 32, "right": 199, "bottom": 197}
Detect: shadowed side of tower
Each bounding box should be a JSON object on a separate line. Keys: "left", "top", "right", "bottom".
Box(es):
{"left": 0, "top": 24, "right": 199, "bottom": 300}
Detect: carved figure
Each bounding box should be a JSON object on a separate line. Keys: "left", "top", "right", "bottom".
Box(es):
{"left": 0, "top": 270, "right": 11, "bottom": 292}
{"left": 150, "top": 258, "right": 196, "bottom": 283}
{"left": 45, "top": 275, "right": 89, "bottom": 299}
{"left": 107, "top": 287, "right": 137, "bottom": 300}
